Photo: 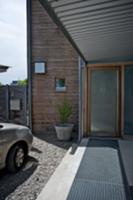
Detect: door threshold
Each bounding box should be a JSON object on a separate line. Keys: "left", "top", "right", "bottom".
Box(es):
{"left": 88, "top": 135, "right": 119, "bottom": 140}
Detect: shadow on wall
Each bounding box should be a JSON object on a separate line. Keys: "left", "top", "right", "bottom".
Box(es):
{"left": 34, "top": 132, "right": 78, "bottom": 150}
{"left": 0, "top": 156, "right": 38, "bottom": 200}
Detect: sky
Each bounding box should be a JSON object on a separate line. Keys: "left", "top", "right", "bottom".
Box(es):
{"left": 0, "top": 0, "right": 26, "bottom": 84}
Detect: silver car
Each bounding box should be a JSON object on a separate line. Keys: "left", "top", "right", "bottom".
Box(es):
{"left": 0, "top": 123, "right": 33, "bottom": 173}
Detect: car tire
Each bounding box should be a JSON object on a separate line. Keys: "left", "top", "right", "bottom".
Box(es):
{"left": 7, "top": 144, "right": 27, "bottom": 173}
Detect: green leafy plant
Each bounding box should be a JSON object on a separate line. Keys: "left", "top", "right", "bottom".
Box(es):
{"left": 18, "top": 79, "right": 27, "bottom": 86}
{"left": 58, "top": 100, "right": 72, "bottom": 124}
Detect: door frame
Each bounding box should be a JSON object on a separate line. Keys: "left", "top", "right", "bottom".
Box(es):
{"left": 84, "top": 62, "right": 133, "bottom": 137}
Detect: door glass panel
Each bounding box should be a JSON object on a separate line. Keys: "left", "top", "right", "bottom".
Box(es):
{"left": 90, "top": 69, "right": 118, "bottom": 135}
{"left": 124, "top": 66, "right": 133, "bottom": 135}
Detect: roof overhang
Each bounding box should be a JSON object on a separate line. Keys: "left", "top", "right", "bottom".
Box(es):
{"left": 0, "top": 65, "right": 9, "bottom": 73}
{"left": 39, "top": 0, "right": 133, "bottom": 64}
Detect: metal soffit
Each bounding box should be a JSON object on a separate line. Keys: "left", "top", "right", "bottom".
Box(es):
{"left": 40, "top": 0, "right": 133, "bottom": 63}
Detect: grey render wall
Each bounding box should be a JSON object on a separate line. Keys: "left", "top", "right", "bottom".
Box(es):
{"left": 0, "top": 85, "right": 27, "bottom": 125}
{"left": 0, "top": 86, "right": 9, "bottom": 122}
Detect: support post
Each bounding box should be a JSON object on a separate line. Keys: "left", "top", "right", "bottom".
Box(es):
{"left": 78, "top": 58, "right": 85, "bottom": 141}
{"left": 27, "top": 0, "right": 32, "bottom": 129}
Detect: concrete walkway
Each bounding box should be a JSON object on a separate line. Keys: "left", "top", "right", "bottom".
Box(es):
{"left": 36, "top": 138, "right": 132, "bottom": 200}
{"left": 36, "top": 138, "right": 88, "bottom": 200}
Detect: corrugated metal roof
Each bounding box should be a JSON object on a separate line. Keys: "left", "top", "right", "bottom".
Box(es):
{"left": 40, "top": 0, "right": 133, "bottom": 63}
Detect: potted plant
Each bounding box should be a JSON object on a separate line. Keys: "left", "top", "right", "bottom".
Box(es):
{"left": 55, "top": 100, "right": 74, "bottom": 141}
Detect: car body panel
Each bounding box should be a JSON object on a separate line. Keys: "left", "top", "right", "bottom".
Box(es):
{"left": 0, "top": 123, "right": 33, "bottom": 170}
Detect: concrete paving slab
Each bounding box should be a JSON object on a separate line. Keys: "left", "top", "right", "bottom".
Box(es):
{"left": 36, "top": 138, "right": 89, "bottom": 200}
{"left": 119, "top": 140, "right": 133, "bottom": 187}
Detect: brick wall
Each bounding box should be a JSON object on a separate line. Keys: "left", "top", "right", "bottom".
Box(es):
{"left": 31, "top": 0, "right": 79, "bottom": 134}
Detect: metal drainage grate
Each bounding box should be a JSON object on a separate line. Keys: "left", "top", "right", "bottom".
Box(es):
{"left": 67, "top": 139, "right": 131, "bottom": 200}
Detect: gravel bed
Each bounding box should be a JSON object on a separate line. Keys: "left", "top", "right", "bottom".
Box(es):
{"left": 0, "top": 133, "right": 73, "bottom": 200}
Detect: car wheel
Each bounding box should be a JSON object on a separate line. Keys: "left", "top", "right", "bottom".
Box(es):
{"left": 7, "top": 144, "right": 27, "bottom": 173}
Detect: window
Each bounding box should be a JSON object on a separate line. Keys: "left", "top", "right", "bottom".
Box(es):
{"left": 35, "top": 62, "right": 46, "bottom": 74}
{"left": 55, "top": 78, "right": 66, "bottom": 92}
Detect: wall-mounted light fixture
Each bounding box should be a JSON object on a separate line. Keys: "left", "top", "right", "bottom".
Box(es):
{"left": 34, "top": 61, "right": 46, "bottom": 74}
